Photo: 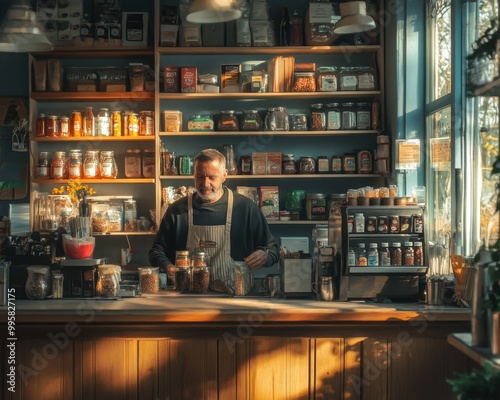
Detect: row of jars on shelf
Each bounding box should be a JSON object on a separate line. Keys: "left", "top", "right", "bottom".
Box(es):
{"left": 35, "top": 108, "right": 155, "bottom": 138}
{"left": 173, "top": 102, "right": 378, "bottom": 132}
{"left": 36, "top": 149, "right": 155, "bottom": 180}
{"left": 347, "top": 241, "right": 424, "bottom": 268}
{"left": 292, "top": 66, "right": 377, "bottom": 93}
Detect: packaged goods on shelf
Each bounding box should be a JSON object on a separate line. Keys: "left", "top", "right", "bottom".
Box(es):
{"left": 187, "top": 115, "right": 214, "bottom": 131}
{"left": 266, "top": 152, "right": 282, "bottom": 174}
{"left": 259, "top": 186, "right": 279, "bottom": 221}
{"left": 181, "top": 67, "right": 198, "bottom": 93}
{"left": 236, "top": 187, "right": 259, "bottom": 204}
{"left": 163, "top": 110, "right": 183, "bottom": 132}
{"left": 129, "top": 64, "right": 146, "bottom": 92}
{"left": 163, "top": 66, "right": 180, "bottom": 92}
{"left": 179, "top": 23, "right": 202, "bottom": 47}
{"left": 249, "top": 20, "right": 275, "bottom": 47}
{"left": 304, "top": 1, "right": 339, "bottom": 46}
{"left": 97, "top": 67, "right": 128, "bottom": 92}
{"left": 221, "top": 65, "right": 240, "bottom": 93}
{"left": 160, "top": 6, "right": 179, "bottom": 47}
{"left": 122, "top": 12, "right": 148, "bottom": 46}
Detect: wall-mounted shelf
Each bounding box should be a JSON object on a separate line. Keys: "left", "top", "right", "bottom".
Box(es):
{"left": 32, "top": 136, "right": 155, "bottom": 142}
{"left": 34, "top": 46, "right": 154, "bottom": 58}
{"left": 158, "top": 91, "right": 381, "bottom": 101}
{"left": 160, "top": 174, "right": 381, "bottom": 180}
{"left": 159, "top": 130, "right": 380, "bottom": 137}
{"left": 32, "top": 178, "right": 155, "bottom": 184}
{"left": 31, "top": 92, "right": 154, "bottom": 102}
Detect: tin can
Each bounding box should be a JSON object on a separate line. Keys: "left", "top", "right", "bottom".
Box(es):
{"left": 128, "top": 113, "right": 139, "bottom": 136}
{"left": 70, "top": 111, "right": 82, "bottom": 137}
{"left": 112, "top": 111, "right": 122, "bottom": 136}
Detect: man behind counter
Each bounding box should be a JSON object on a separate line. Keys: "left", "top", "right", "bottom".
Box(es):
{"left": 149, "top": 148, "right": 279, "bottom": 287}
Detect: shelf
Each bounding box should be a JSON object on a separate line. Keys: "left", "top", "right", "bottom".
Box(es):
{"left": 160, "top": 174, "right": 381, "bottom": 180}
{"left": 32, "top": 136, "right": 155, "bottom": 142}
{"left": 158, "top": 91, "right": 381, "bottom": 100}
{"left": 348, "top": 233, "right": 423, "bottom": 238}
{"left": 32, "top": 178, "right": 155, "bottom": 184}
{"left": 92, "top": 231, "right": 156, "bottom": 236}
{"left": 159, "top": 130, "right": 380, "bottom": 137}
{"left": 349, "top": 266, "right": 427, "bottom": 274}
{"left": 473, "top": 77, "right": 500, "bottom": 96}
{"left": 157, "top": 45, "right": 382, "bottom": 56}
{"left": 448, "top": 333, "right": 500, "bottom": 368}
{"left": 31, "top": 92, "right": 154, "bottom": 102}
{"left": 268, "top": 220, "right": 324, "bottom": 225}
{"left": 33, "top": 46, "right": 154, "bottom": 58}
{"left": 346, "top": 205, "right": 424, "bottom": 210}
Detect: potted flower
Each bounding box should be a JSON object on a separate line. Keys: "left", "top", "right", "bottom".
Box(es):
{"left": 52, "top": 179, "right": 96, "bottom": 217}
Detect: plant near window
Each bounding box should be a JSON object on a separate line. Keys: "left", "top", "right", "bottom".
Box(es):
{"left": 447, "top": 362, "right": 500, "bottom": 400}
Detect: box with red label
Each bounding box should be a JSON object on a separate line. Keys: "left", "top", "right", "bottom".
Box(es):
{"left": 259, "top": 186, "right": 279, "bottom": 221}
{"left": 266, "top": 152, "right": 282, "bottom": 175}
{"left": 163, "top": 66, "right": 179, "bottom": 93}
{"left": 252, "top": 152, "right": 267, "bottom": 175}
{"left": 180, "top": 67, "right": 197, "bottom": 93}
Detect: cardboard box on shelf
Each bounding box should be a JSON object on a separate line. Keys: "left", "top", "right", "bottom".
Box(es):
{"left": 221, "top": 64, "right": 240, "bottom": 93}
{"left": 122, "top": 12, "right": 148, "bottom": 46}
{"left": 259, "top": 186, "right": 279, "bottom": 221}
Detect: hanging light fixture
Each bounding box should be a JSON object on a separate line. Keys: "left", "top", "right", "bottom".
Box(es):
{"left": 0, "top": 1, "right": 53, "bottom": 52}
{"left": 333, "top": 1, "right": 376, "bottom": 35}
{"left": 186, "top": 0, "right": 242, "bottom": 24}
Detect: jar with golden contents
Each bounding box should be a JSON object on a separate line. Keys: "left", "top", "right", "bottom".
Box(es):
{"left": 112, "top": 111, "right": 122, "bottom": 136}
{"left": 310, "top": 103, "right": 326, "bottom": 130}
{"left": 68, "top": 149, "right": 83, "bottom": 179}
{"left": 139, "top": 111, "right": 154, "bottom": 136}
{"left": 70, "top": 111, "right": 82, "bottom": 137}
{"left": 293, "top": 71, "right": 316, "bottom": 92}
{"left": 128, "top": 113, "right": 139, "bottom": 136}
{"left": 83, "top": 150, "right": 99, "bottom": 179}
{"left": 36, "top": 113, "right": 46, "bottom": 137}
{"left": 50, "top": 151, "right": 66, "bottom": 179}
{"left": 99, "top": 150, "right": 117, "bottom": 179}
{"left": 59, "top": 116, "right": 70, "bottom": 137}
{"left": 46, "top": 115, "right": 59, "bottom": 137}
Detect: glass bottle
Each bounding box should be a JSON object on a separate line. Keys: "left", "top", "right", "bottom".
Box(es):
{"left": 25, "top": 266, "right": 51, "bottom": 300}
{"left": 379, "top": 242, "right": 391, "bottom": 266}
{"left": 403, "top": 242, "right": 415, "bottom": 266}
{"left": 112, "top": 110, "right": 122, "bottom": 136}
{"left": 348, "top": 247, "right": 356, "bottom": 266}
{"left": 59, "top": 116, "right": 70, "bottom": 137}
{"left": 222, "top": 144, "right": 238, "bottom": 175}
{"left": 391, "top": 242, "right": 402, "bottom": 266}
{"left": 46, "top": 115, "right": 59, "bottom": 137}
{"left": 139, "top": 111, "right": 155, "bottom": 136}
{"left": 96, "top": 108, "right": 111, "bottom": 136}
{"left": 36, "top": 113, "right": 46, "bottom": 137}
{"left": 83, "top": 107, "right": 95, "bottom": 137}
{"left": 83, "top": 150, "right": 99, "bottom": 179}
{"left": 368, "top": 243, "right": 379, "bottom": 266}
{"left": 70, "top": 111, "right": 82, "bottom": 137}
{"left": 357, "top": 243, "right": 367, "bottom": 266}
{"left": 50, "top": 151, "right": 66, "bottom": 179}
{"left": 414, "top": 242, "right": 424, "bottom": 266}
{"left": 279, "top": 6, "right": 290, "bottom": 46}
{"left": 289, "top": 9, "right": 303, "bottom": 46}
{"left": 100, "top": 150, "right": 117, "bottom": 178}
{"left": 37, "top": 151, "right": 50, "bottom": 179}
{"left": 68, "top": 149, "right": 83, "bottom": 179}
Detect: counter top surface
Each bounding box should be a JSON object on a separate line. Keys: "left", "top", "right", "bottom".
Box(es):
{"left": 2, "top": 293, "right": 470, "bottom": 323}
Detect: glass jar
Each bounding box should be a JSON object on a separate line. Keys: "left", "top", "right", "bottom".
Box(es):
{"left": 139, "top": 110, "right": 155, "bottom": 136}
{"left": 187, "top": 115, "right": 214, "bottom": 131}
{"left": 326, "top": 103, "right": 341, "bottom": 130}
{"left": 97, "top": 108, "right": 111, "bottom": 136}
{"left": 46, "top": 115, "right": 59, "bottom": 137}
{"left": 317, "top": 66, "right": 338, "bottom": 92}
{"left": 36, "top": 113, "right": 46, "bottom": 137}
{"left": 138, "top": 267, "right": 160, "bottom": 294}
{"left": 331, "top": 155, "right": 342, "bottom": 173}
{"left": 289, "top": 114, "right": 308, "bottom": 131}
{"left": 192, "top": 265, "right": 210, "bottom": 293}
{"left": 241, "top": 109, "right": 263, "bottom": 131}
{"left": 174, "top": 266, "right": 191, "bottom": 292}
{"left": 96, "top": 264, "right": 120, "bottom": 298}
{"left": 339, "top": 66, "right": 358, "bottom": 90}
{"left": 317, "top": 156, "right": 329, "bottom": 173}
{"left": 222, "top": 144, "right": 238, "bottom": 175}
{"left": 218, "top": 110, "right": 239, "bottom": 131}
{"left": 265, "top": 107, "right": 289, "bottom": 131}
{"left": 51, "top": 151, "right": 66, "bottom": 179}
{"left": 37, "top": 151, "right": 50, "bottom": 179}
{"left": 70, "top": 111, "right": 82, "bottom": 137}
{"left": 25, "top": 266, "right": 50, "bottom": 300}
{"left": 128, "top": 112, "right": 139, "bottom": 136}
{"left": 282, "top": 154, "right": 297, "bottom": 174}
{"left": 403, "top": 242, "right": 415, "bottom": 266}
{"left": 142, "top": 149, "right": 155, "bottom": 178}
{"left": 175, "top": 250, "right": 191, "bottom": 268}
{"left": 379, "top": 242, "right": 391, "bottom": 266}
{"left": 356, "top": 102, "right": 371, "bottom": 130}
{"left": 124, "top": 199, "right": 137, "bottom": 231}
{"left": 100, "top": 150, "right": 117, "bottom": 178}
{"left": 83, "top": 107, "right": 95, "bottom": 137}
{"left": 240, "top": 155, "right": 252, "bottom": 175}
{"left": 125, "top": 149, "right": 142, "bottom": 178}
{"left": 305, "top": 193, "right": 327, "bottom": 220}
{"left": 391, "top": 243, "right": 402, "bottom": 266}
{"left": 299, "top": 156, "right": 316, "bottom": 174}
{"left": 68, "top": 149, "right": 83, "bottom": 179}
{"left": 368, "top": 243, "right": 379, "bottom": 266}
{"left": 112, "top": 111, "right": 122, "bottom": 136}
{"left": 83, "top": 150, "right": 99, "bottom": 179}
{"left": 414, "top": 242, "right": 424, "bottom": 265}
{"left": 59, "top": 116, "right": 69, "bottom": 137}
{"left": 357, "top": 243, "right": 367, "bottom": 266}
{"left": 310, "top": 103, "right": 326, "bottom": 130}
{"left": 293, "top": 71, "right": 316, "bottom": 92}
{"left": 354, "top": 212, "right": 365, "bottom": 233}
{"left": 357, "top": 66, "right": 376, "bottom": 90}
{"left": 342, "top": 153, "right": 356, "bottom": 173}
{"left": 341, "top": 102, "right": 357, "bottom": 129}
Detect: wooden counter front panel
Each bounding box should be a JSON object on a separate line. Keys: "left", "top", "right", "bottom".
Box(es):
{"left": 3, "top": 334, "right": 471, "bottom": 400}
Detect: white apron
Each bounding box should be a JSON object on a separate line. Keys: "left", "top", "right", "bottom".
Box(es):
{"left": 186, "top": 189, "right": 234, "bottom": 285}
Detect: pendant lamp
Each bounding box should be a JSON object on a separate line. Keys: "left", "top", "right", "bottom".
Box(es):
{"left": 186, "top": 0, "right": 242, "bottom": 24}
{"left": 333, "top": 1, "right": 376, "bottom": 35}
{"left": 0, "top": 1, "right": 53, "bottom": 52}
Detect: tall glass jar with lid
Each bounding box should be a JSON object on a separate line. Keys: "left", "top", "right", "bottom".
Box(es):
{"left": 310, "top": 103, "right": 326, "bottom": 130}
{"left": 37, "top": 151, "right": 50, "bottom": 179}
{"left": 265, "top": 107, "right": 289, "bottom": 131}
{"left": 97, "top": 108, "right": 111, "bottom": 136}
{"left": 51, "top": 151, "right": 66, "bottom": 179}
{"left": 125, "top": 149, "right": 142, "bottom": 178}
{"left": 83, "top": 150, "right": 99, "bottom": 179}
{"left": 68, "top": 149, "right": 83, "bottom": 179}
{"left": 100, "top": 150, "right": 117, "bottom": 178}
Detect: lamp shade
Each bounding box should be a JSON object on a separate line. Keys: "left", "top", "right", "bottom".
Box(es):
{"left": 333, "top": 1, "right": 376, "bottom": 35}
{"left": 186, "top": 0, "right": 242, "bottom": 24}
{"left": 0, "top": 3, "right": 53, "bottom": 52}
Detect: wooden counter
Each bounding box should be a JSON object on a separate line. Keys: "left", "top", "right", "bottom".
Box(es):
{"left": 1, "top": 298, "right": 473, "bottom": 400}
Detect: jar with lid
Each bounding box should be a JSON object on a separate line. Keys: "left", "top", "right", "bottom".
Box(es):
{"left": 68, "top": 150, "right": 83, "bottom": 179}
{"left": 83, "top": 150, "right": 99, "bottom": 179}
{"left": 293, "top": 71, "right": 316, "bottom": 92}
{"left": 354, "top": 213, "right": 365, "bottom": 233}
{"left": 357, "top": 150, "right": 373, "bottom": 174}
{"left": 299, "top": 156, "right": 316, "bottom": 174}
{"left": 326, "top": 103, "right": 341, "bottom": 130}
{"left": 59, "top": 116, "right": 70, "bottom": 137}
{"left": 37, "top": 151, "right": 50, "bottom": 179}
{"left": 187, "top": 114, "right": 214, "bottom": 131}
{"left": 124, "top": 199, "right": 137, "bottom": 231}
{"left": 357, "top": 66, "right": 376, "bottom": 90}
{"left": 379, "top": 243, "right": 391, "bottom": 266}
{"left": 348, "top": 247, "right": 356, "bottom": 266}
{"left": 96, "top": 108, "right": 111, "bottom": 136}
{"left": 142, "top": 149, "right": 155, "bottom": 178}
{"left": 240, "top": 155, "right": 252, "bottom": 175}
{"left": 83, "top": 107, "right": 95, "bottom": 137}
{"left": 218, "top": 110, "right": 239, "bottom": 131}
{"left": 139, "top": 111, "right": 154, "bottom": 136}
{"left": 368, "top": 243, "right": 379, "bottom": 266}
{"left": 357, "top": 243, "right": 367, "bottom": 266}
{"left": 413, "top": 242, "right": 424, "bottom": 265}
{"left": 403, "top": 242, "right": 415, "bottom": 266}
{"left": 342, "top": 153, "right": 356, "bottom": 173}
{"left": 70, "top": 111, "right": 82, "bottom": 137}
{"left": 347, "top": 214, "right": 354, "bottom": 233}
{"left": 317, "top": 67, "right": 338, "bottom": 92}
{"left": 51, "top": 151, "right": 66, "bottom": 179}
{"left": 339, "top": 67, "right": 358, "bottom": 90}
{"left": 191, "top": 252, "right": 209, "bottom": 293}
{"left": 128, "top": 112, "right": 139, "bottom": 136}
{"left": 282, "top": 154, "right": 297, "bottom": 174}
{"left": 341, "top": 102, "right": 357, "bottom": 129}
{"left": 389, "top": 215, "right": 400, "bottom": 233}
{"left": 356, "top": 102, "right": 371, "bottom": 130}
{"left": 289, "top": 114, "right": 308, "bottom": 131}
{"left": 326, "top": 193, "right": 345, "bottom": 215}
{"left": 25, "top": 266, "right": 50, "bottom": 300}
{"left": 331, "top": 156, "right": 342, "bottom": 173}
{"left": 222, "top": 144, "right": 238, "bottom": 175}
{"left": 36, "top": 113, "right": 46, "bottom": 137}
{"left": 125, "top": 149, "right": 142, "bottom": 178}
{"left": 99, "top": 150, "right": 117, "bottom": 178}
{"left": 412, "top": 214, "right": 424, "bottom": 233}
{"left": 241, "top": 109, "right": 263, "bottom": 131}
{"left": 95, "top": 264, "right": 120, "bottom": 298}
{"left": 46, "top": 115, "right": 59, "bottom": 137}
{"left": 306, "top": 193, "right": 326, "bottom": 220}
{"left": 366, "top": 216, "right": 377, "bottom": 233}
{"left": 138, "top": 267, "right": 160, "bottom": 294}
{"left": 174, "top": 250, "right": 191, "bottom": 292}
{"left": 317, "top": 156, "right": 329, "bottom": 173}
{"left": 391, "top": 242, "right": 402, "bottom": 265}
{"left": 265, "top": 107, "right": 289, "bottom": 131}
{"left": 310, "top": 103, "right": 326, "bottom": 130}
{"left": 112, "top": 111, "right": 122, "bottom": 136}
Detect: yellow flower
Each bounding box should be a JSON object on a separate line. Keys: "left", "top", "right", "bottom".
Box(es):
{"left": 51, "top": 179, "right": 96, "bottom": 202}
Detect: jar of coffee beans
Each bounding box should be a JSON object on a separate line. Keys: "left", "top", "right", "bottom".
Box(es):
{"left": 96, "top": 265, "right": 120, "bottom": 298}
{"left": 25, "top": 266, "right": 51, "bottom": 300}
{"left": 138, "top": 267, "right": 160, "bottom": 294}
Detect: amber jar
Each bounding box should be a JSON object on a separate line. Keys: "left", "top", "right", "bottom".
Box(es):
{"left": 128, "top": 113, "right": 139, "bottom": 136}
{"left": 299, "top": 156, "right": 316, "bottom": 174}
{"left": 142, "top": 149, "right": 155, "bottom": 178}
{"left": 50, "top": 151, "right": 66, "bottom": 179}
{"left": 46, "top": 115, "right": 59, "bottom": 137}
{"left": 139, "top": 111, "right": 155, "bottom": 136}
{"left": 282, "top": 154, "right": 297, "bottom": 174}
{"left": 293, "top": 71, "right": 316, "bottom": 92}
{"left": 403, "top": 242, "right": 415, "bottom": 266}
{"left": 36, "top": 113, "right": 46, "bottom": 137}
{"left": 310, "top": 103, "right": 326, "bottom": 130}
{"left": 342, "top": 153, "right": 356, "bottom": 173}
{"left": 391, "top": 243, "right": 402, "bottom": 266}
{"left": 70, "top": 111, "right": 82, "bottom": 137}
{"left": 112, "top": 111, "right": 122, "bottom": 136}
{"left": 414, "top": 242, "right": 424, "bottom": 265}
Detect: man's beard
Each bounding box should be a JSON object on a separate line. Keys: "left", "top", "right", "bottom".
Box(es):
{"left": 197, "top": 186, "right": 223, "bottom": 202}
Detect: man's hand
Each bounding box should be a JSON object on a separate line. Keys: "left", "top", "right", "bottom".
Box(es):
{"left": 244, "top": 249, "right": 268, "bottom": 269}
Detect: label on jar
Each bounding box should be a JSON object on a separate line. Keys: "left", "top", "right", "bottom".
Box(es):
{"left": 331, "top": 157, "right": 342, "bottom": 173}
{"left": 366, "top": 216, "right": 377, "bottom": 233}
{"left": 358, "top": 74, "right": 375, "bottom": 90}
{"left": 320, "top": 75, "right": 338, "bottom": 91}
{"left": 377, "top": 216, "right": 388, "bottom": 233}
{"left": 37, "top": 166, "right": 49, "bottom": 178}
{"left": 341, "top": 76, "right": 357, "bottom": 90}
{"left": 343, "top": 155, "right": 356, "bottom": 173}
{"left": 317, "top": 157, "right": 329, "bottom": 173}
{"left": 347, "top": 215, "right": 354, "bottom": 233}
{"left": 69, "top": 166, "right": 81, "bottom": 178}
{"left": 354, "top": 213, "right": 365, "bottom": 233}
{"left": 101, "top": 161, "right": 113, "bottom": 177}
{"left": 327, "top": 110, "right": 341, "bottom": 130}
{"left": 389, "top": 215, "right": 400, "bottom": 233}
{"left": 399, "top": 216, "right": 411, "bottom": 233}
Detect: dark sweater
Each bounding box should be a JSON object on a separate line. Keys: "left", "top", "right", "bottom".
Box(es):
{"left": 149, "top": 188, "right": 279, "bottom": 269}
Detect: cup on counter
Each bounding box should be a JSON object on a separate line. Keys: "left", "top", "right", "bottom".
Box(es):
{"left": 262, "top": 274, "right": 281, "bottom": 296}
{"left": 313, "top": 276, "right": 334, "bottom": 301}
{"left": 426, "top": 278, "right": 443, "bottom": 305}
